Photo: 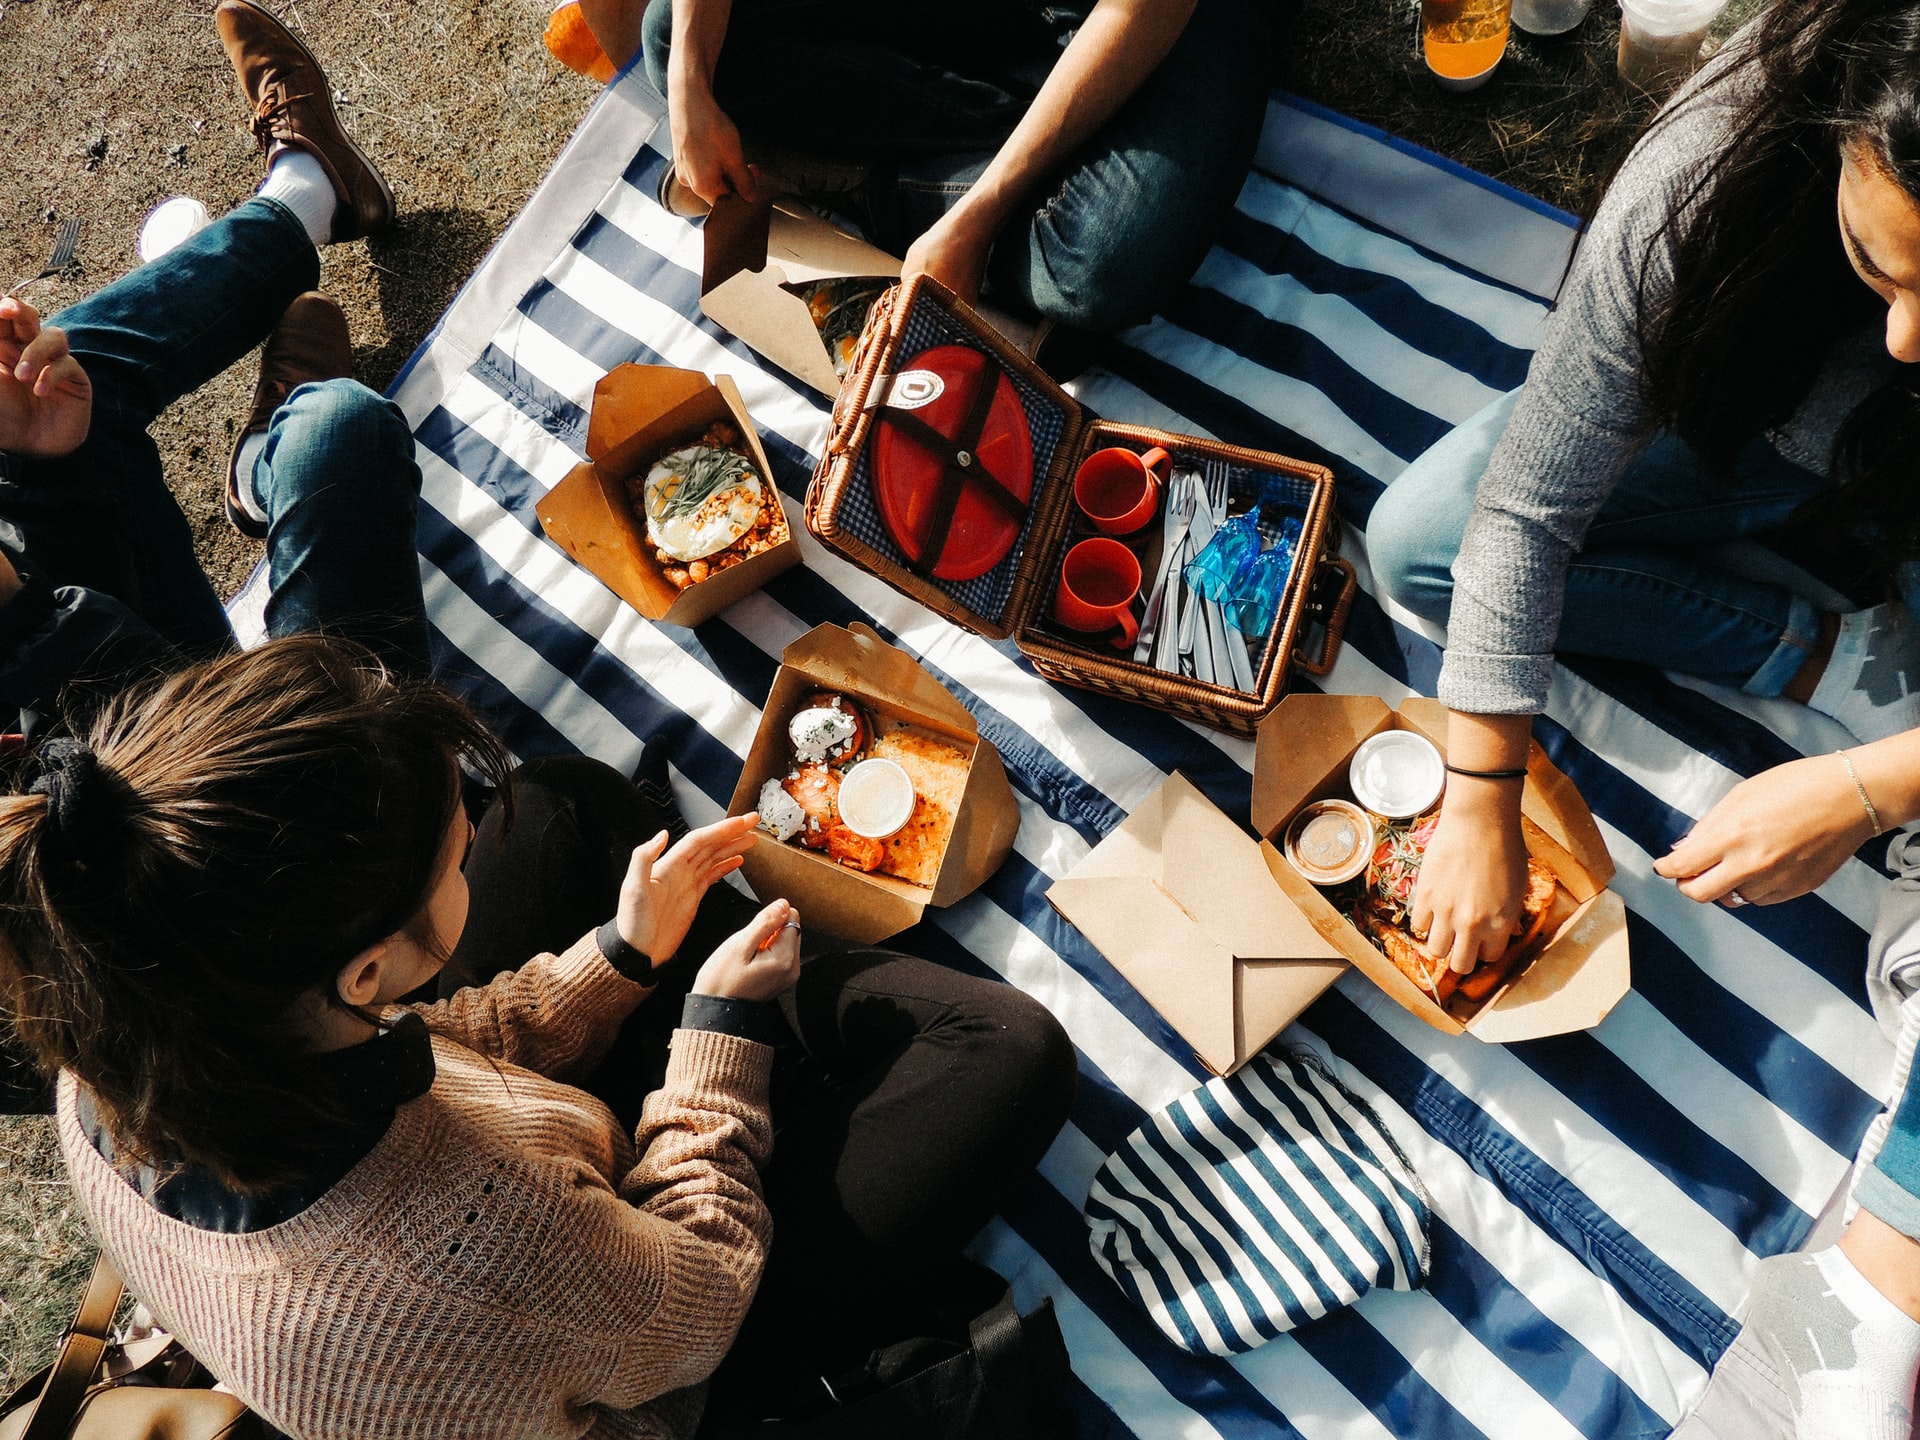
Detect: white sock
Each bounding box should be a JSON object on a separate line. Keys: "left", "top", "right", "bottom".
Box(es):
{"left": 1807, "top": 603, "right": 1920, "bottom": 743}
{"left": 232, "top": 433, "right": 270, "bottom": 526}
{"left": 257, "top": 150, "right": 337, "bottom": 247}
{"left": 1747, "top": 1247, "right": 1920, "bottom": 1440}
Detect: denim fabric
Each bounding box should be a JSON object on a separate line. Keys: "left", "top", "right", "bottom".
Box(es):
{"left": 1369, "top": 388, "right": 1831, "bottom": 695}
{"left": 0, "top": 195, "right": 429, "bottom": 717}
{"left": 640, "top": 0, "right": 1271, "bottom": 332}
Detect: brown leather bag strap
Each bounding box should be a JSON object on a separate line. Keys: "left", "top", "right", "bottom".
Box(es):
{"left": 20, "top": 1252, "right": 122, "bottom": 1440}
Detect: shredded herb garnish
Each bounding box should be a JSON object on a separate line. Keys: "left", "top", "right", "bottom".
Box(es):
{"left": 650, "top": 445, "right": 756, "bottom": 521}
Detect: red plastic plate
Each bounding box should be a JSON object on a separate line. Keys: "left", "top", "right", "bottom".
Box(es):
{"left": 873, "top": 344, "right": 1034, "bottom": 583}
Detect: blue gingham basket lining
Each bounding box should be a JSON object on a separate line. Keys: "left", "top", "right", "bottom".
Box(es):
{"left": 840, "top": 299, "right": 1069, "bottom": 623}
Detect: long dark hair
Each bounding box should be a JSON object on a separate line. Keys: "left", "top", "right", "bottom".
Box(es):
{"left": 0, "top": 636, "right": 512, "bottom": 1192}
{"left": 1638, "top": 0, "right": 1920, "bottom": 586}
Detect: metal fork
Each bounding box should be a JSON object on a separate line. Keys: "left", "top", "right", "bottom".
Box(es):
{"left": 1135, "top": 469, "right": 1197, "bottom": 665}
{"left": 4, "top": 218, "right": 81, "bottom": 300}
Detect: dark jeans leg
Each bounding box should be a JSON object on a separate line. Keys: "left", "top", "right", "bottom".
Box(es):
{"left": 2, "top": 197, "right": 318, "bottom": 653}
{"left": 983, "top": 0, "right": 1273, "bottom": 331}
{"left": 256, "top": 378, "right": 431, "bottom": 673}
{"left": 641, "top": 0, "right": 1051, "bottom": 158}
{"left": 709, "top": 953, "right": 1078, "bottom": 1415}
{"left": 447, "top": 752, "right": 760, "bottom": 1123}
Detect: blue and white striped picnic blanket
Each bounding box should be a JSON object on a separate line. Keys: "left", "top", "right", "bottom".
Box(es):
{"left": 381, "top": 69, "right": 1899, "bottom": 1439}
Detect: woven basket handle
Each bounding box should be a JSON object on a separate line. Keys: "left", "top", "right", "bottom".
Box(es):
{"left": 1293, "top": 556, "right": 1357, "bottom": 678}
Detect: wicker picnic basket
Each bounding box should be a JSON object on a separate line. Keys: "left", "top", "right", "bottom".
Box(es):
{"left": 805, "top": 275, "right": 1355, "bottom": 736}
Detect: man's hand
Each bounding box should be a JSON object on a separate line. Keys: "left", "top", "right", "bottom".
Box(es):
{"left": 901, "top": 206, "right": 997, "bottom": 305}
{"left": 616, "top": 810, "right": 761, "bottom": 968}
{"left": 669, "top": 78, "right": 759, "bottom": 205}
{"left": 0, "top": 297, "right": 91, "bottom": 459}
{"left": 694, "top": 897, "right": 802, "bottom": 1003}
{"left": 1654, "top": 753, "right": 1878, "bottom": 906}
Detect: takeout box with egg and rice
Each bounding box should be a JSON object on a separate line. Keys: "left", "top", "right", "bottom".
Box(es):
{"left": 726, "top": 622, "right": 1020, "bottom": 944}
{"left": 535, "top": 364, "right": 798, "bottom": 629}
{"left": 1047, "top": 695, "right": 1630, "bottom": 1075}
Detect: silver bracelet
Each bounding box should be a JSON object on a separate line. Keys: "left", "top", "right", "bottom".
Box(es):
{"left": 1837, "top": 749, "right": 1885, "bottom": 837}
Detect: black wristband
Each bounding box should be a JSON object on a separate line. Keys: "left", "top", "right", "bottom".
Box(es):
{"left": 1444, "top": 763, "right": 1528, "bottom": 782}
{"left": 596, "top": 917, "right": 678, "bottom": 984}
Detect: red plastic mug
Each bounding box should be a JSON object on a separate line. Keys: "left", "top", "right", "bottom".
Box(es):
{"left": 1053, "top": 538, "right": 1142, "bottom": 650}
{"left": 1073, "top": 446, "right": 1172, "bottom": 537}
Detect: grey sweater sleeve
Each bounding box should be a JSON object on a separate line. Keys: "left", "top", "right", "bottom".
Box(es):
{"left": 1435, "top": 52, "right": 1752, "bottom": 715}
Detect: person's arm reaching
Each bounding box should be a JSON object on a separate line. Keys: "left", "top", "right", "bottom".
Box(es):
{"left": 1410, "top": 711, "right": 1534, "bottom": 975}
{"left": 900, "top": 0, "right": 1198, "bottom": 302}
{"left": 656, "top": 0, "right": 762, "bottom": 206}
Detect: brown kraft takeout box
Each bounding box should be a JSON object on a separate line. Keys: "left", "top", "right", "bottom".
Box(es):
{"left": 804, "top": 272, "right": 1357, "bottom": 737}
{"left": 1251, "top": 694, "right": 1630, "bottom": 1043}
{"left": 1047, "top": 695, "right": 1631, "bottom": 1074}
{"left": 726, "top": 622, "right": 1021, "bottom": 945}
{"left": 699, "top": 196, "right": 902, "bottom": 397}
{"left": 535, "top": 363, "right": 799, "bottom": 629}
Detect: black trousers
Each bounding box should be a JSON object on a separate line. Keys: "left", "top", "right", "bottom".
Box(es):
{"left": 449, "top": 754, "right": 1078, "bottom": 1417}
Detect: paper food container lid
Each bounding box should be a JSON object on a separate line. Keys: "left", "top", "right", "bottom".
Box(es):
{"left": 727, "top": 623, "right": 1020, "bottom": 944}
{"left": 1047, "top": 772, "right": 1349, "bottom": 1075}
{"left": 700, "top": 197, "right": 901, "bottom": 397}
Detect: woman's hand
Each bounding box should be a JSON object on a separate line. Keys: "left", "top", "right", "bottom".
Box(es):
{"left": 1654, "top": 753, "right": 1876, "bottom": 906}
{"left": 617, "top": 811, "right": 761, "bottom": 967}
{"left": 694, "top": 897, "right": 802, "bottom": 1003}
{"left": 1410, "top": 798, "right": 1531, "bottom": 975}
{"left": 901, "top": 205, "right": 998, "bottom": 305}
{"left": 0, "top": 297, "right": 91, "bottom": 458}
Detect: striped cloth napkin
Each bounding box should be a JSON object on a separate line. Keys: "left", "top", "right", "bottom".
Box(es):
{"left": 1086, "top": 1049, "right": 1431, "bottom": 1356}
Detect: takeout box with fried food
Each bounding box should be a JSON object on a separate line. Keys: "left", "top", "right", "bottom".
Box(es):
{"left": 1251, "top": 694, "right": 1630, "bottom": 1042}
{"left": 1044, "top": 695, "right": 1630, "bottom": 1075}
{"left": 535, "top": 363, "right": 798, "bottom": 629}
{"left": 726, "top": 622, "right": 1020, "bottom": 945}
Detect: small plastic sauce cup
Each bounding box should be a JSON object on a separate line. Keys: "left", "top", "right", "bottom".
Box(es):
{"left": 1283, "top": 799, "right": 1375, "bottom": 886}
{"left": 1348, "top": 731, "right": 1446, "bottom": 820}
{"left": 837, "top": 758, "right": 917, "bottom": 839}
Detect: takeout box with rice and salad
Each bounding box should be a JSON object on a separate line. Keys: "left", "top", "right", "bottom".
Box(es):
{"left": 1049, "top": 694, "right": 1630, "bottom": 1072}
{"left": 726, "top": 622, "right": 1021, "bottom": 945}
{"left": 535, "top": 364, "right": 798, "bottom": 629}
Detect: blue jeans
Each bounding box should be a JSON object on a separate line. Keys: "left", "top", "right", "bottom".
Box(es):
{"left": 0, "top": 197, "right": 429, "bottom": 1113}
{"left": 0, "top": 196, "right": 428, "bottom": 728}
{"left": 1368, "top": 390, "right": 1834, "bottom": 695}
{"left": 639, "top": 0, "right": 1272, "bottom": 332}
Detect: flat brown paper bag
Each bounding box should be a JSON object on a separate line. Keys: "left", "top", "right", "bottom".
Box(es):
{"left": 1047, "top": 772, "right": 1347, "bottom": 1075}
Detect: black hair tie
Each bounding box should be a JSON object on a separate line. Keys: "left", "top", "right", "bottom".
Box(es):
{"left": 29, "top": 737, "right": 113, "bottom": 869}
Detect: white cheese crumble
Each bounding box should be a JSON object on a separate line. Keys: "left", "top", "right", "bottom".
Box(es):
{"left": 756, "top": 778, "right": 808, "bottom": 842}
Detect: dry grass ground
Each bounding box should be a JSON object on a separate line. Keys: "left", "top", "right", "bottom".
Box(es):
{"left": 0, "top": 0, "right": 1763, "bottom": 1396}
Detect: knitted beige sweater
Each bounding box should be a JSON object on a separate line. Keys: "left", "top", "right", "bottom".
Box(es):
{"left": 57, "top": 933, "right": 775, "bottom": 1440}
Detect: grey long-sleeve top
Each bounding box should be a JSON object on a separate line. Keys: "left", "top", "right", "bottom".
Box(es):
{"left": 1436, "top": 38, "right": 1895, "bottom": 715}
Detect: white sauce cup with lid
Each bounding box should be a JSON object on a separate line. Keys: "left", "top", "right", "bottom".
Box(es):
{"left": 1348, "top": 731, "right": 1446, "bottom": 820}
{"left": 837, "top": 758, "right": 917, "bottom": 840}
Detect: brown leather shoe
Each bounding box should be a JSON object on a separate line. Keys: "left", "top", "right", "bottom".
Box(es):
{"left": 215, "top": 0, "right": 395, "bottom": 243}
{"left": 226, "top": 292, "right": 353, "bottom": 539}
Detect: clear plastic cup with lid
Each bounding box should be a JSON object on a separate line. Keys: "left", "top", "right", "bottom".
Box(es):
{"left": 836, "top": 758, "right": 917, "bottom": 840}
